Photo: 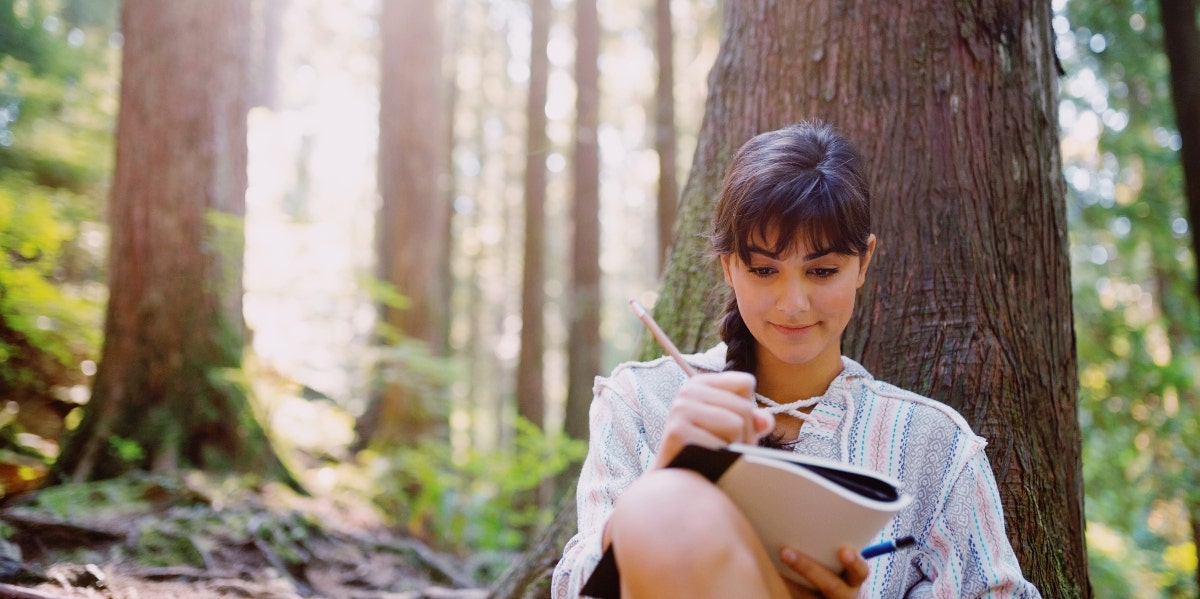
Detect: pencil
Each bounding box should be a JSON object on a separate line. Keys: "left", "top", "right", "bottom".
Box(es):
{"left": 629, "top": 299, "right": 697, "bottom": 378}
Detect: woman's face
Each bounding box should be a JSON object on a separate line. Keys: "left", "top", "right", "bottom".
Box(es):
{"left": 720, "top": 231, "right": 876, "bottom": 374}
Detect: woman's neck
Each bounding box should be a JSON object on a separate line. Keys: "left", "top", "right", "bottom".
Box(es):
{"left": 753, "top": 347, "right": 844, "bottom": 405}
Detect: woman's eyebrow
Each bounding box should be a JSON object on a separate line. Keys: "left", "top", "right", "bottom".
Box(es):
{"left": 745, "top": 245, "right": 837, "bottom": 261}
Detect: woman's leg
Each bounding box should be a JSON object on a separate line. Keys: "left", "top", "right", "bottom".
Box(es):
{"left": 607, "top": 468, "right": 790, "bottom": 599}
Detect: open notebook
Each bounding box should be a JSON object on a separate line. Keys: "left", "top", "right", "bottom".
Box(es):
{"left": 580, "top": 443, "right": 911, "bottom": 598}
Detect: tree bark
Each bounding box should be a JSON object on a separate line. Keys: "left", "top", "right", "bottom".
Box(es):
{"left": 647, "top": 1, "right": 1086, "bottom": 595}
{"left": 1159, "top": 0, "right": 1200, "bottom": 301}
{"left": 516, "top": 0, "right": 553, "bottom": 430}
{"left": 57, "top": 0, "right": 290, "bottom": 483}
{"left": 1158, "top": 5, "right": 1200, "bottom": 596}
{"left": 365, "top": 0, "right": 449, "bottom": 447}
{"left": 654, "top": 0, "right": 678, "bottom": 275}
{"left": 564, "top": 0, "right": 601, "bottom": 441}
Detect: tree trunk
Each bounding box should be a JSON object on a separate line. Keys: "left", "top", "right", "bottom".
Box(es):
{"left": 653, "top": 0, "right": 678, "bottom": 275}
{"left": 249, "top": 0, "right": 285, "bottom": 110}
{"left": 1158, "top": 6, "right": 1200, "bottom": 596}
{"left": 649, "top": 1, "right": 1085, "bottom": 595}
{"left": 564, "top": 0, "right": 601, "bottom": 441}
{"left": 365, "top": 0, "right": 449, "bottom": 447}
{"left": 57, "top": 0, "right": 290, "bottom": 483}
{"left": 516, "top": 0, "right": 553, "bottom": 431}
{"left": 1159, "top": 0, "right": 1200, "bottom": 301}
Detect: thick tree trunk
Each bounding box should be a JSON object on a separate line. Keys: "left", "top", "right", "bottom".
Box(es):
{"left": 564, "top": 0, "right": 601, "bottom": 441}
{"left": 366, "top": 0, "right": 449, "bottom": 447}
{"left": 654, "top": 0, "right": 678, "bottom": 275}
{"left": 516, "top": 0, "right": 553, "bottom": 430}
{"left": 1159, "top": 0, "right": 1200, "bottom": 301}
{"left": 647, "top": 1, "right": 1086, "bottom": 595}
{"left": 57, "top": 0, "right": 289, "bottom": 483}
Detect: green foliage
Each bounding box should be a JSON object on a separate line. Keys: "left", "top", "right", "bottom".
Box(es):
{"left": 106, "top": 435, "right": 144, "bottom": 465}
{"left": 368, "top": 417, "right": 585, "bottom": 558}
{"left": 0, "top": 176, "right": 100, "bottom": 390}
{"left": 0, "top": 0, "right": 114, "bottom": 428}
{"left": 1060, "top": 0, "right": 1200, "bottom": 594}
{"left": 360, "top": 277, "right": 458, "bottom": 443}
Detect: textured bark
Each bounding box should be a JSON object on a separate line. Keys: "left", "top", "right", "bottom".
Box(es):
{"left": 648, "top": 1, "right": 1086, "bottom": 595}
{"left": 654, "top": 0, "right": 678, "bottom": 274}
{"left": 367, "top": 0, "right": 449, "bottom": 447}
{"left": 1159, "top": 0, "right": 1200, "bottom": 301}
{"left": 57, "top": 0, "right": 289, "bottom": 482}
{"left": 564, "top": 0, "right": 601, "bottom": 441}
{"left": 516, "top": 0, "right": 553, "bottom": 430}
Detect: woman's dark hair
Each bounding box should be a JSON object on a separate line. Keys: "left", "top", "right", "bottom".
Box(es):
{"left": 712, "top": 121, "right": 872, "bottom": 376}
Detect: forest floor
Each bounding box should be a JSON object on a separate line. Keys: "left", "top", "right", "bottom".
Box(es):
{"left": 0, "top": 470, "right": 496, "bottom": 599}
{"left": 0, "top": 468, "right": 499, "bottom": 599}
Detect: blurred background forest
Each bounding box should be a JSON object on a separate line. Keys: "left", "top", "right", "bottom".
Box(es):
{"left": 0, "top": 0, "right": 1197, "bottom": 597}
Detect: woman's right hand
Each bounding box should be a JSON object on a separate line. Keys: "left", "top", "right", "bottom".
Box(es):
{"left": 652, "top": 371, "right": 776, "bottom": 469}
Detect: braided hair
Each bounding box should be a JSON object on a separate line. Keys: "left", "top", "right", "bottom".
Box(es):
{"left": 708, "top": 121, "right": 872, "bottom": 447}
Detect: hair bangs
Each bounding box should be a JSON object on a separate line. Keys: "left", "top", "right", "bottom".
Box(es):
{"left": 733, "top": 171, "right": 869, "bottom": 263}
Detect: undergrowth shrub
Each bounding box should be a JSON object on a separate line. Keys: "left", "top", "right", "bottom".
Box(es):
{"left": 369, "top": 417, "right": 585, "bottom": 559}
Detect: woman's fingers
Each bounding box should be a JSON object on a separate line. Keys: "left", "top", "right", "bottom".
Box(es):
{"left": 673, "top": 395, "right": 754, "bottom": 442}
{"left": 653, "top": 372, "right": 761, "bottom": 468}
{"left": 838, "top": 546, "right": 870, "bottom": 587}
{"left": 778, "top": 546, "right": 868, "bottom": 599}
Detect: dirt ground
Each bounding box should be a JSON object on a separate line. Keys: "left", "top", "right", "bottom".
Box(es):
{"left": 0, "top": 473, "right": 500, "bottom": 599}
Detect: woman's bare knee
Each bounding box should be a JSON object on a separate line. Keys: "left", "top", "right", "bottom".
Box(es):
{"left": 610, "top": 469, "right": 732, "bottom": 553}
{"left": 606, "top": 468, "right": 786, "bottom": 598}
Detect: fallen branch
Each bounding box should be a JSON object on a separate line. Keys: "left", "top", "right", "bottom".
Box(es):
{"left": 0, "top": 510, "right": 126, "bottom": 545}
{"left": 0, "top": 582, "right": 64, "bottom": 599}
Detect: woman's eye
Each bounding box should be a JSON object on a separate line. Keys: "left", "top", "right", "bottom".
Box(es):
{"left": 811, "top": 268, "right": 839, "bottom": 278}
{"left": 749, "top": 267, "right": 775, "bottom": 277}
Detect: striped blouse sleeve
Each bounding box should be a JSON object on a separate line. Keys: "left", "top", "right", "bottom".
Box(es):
{"left": 911, "top": 443, "right": 1042, "bottom": 598}
{"left": 552, "top": 372, "right": 654, "bottom": 599}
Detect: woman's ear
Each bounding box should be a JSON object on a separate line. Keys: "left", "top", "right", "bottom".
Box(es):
{"left": 856, "top": 234, "right": 877, "bottom": 287}
{"left": 720, "top": 254, "right": 734, "bottom": 286}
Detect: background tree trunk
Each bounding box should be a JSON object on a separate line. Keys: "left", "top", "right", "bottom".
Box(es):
{"left": 364, "top": 0, "right": 449, "bottom": 447}
{"left": 516, "top": 0, "right": 553, "bottom": 431}
{"left": 57, "top": 0, "right": 290, "bottom": 483}
{"left": 646, "top": 1, "right": 1085, "bottom": 595}
{"left": 1156, "top": 0, "right": 1200, "bottom": 592}
{"left": 653, "top": 0, "right": 678, "bottom": 275}
{"left": 564, "top": 0, "right": 601, "bottom": 441}
{"left": 1159, "top": 0, "right": 1200, "bottom": 300}
{"left": 249, "top": 0, "right": 285, "bottom": 110}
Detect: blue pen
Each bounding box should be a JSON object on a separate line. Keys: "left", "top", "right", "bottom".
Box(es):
{"left": 860, "top": 535, "right": 916, "bottom": 559}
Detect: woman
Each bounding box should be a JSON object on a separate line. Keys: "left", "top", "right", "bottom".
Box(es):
{"left": 552, "top": 121, "right": 1040, "bottom": 598}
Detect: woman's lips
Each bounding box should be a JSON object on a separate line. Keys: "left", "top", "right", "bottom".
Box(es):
{"left": 771, "top": 322, "right": 815, "bottom": 336}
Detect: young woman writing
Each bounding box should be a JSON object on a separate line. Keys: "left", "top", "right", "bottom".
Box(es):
{"left": 552, "top": 121, "right": 1040, "bottom": 598}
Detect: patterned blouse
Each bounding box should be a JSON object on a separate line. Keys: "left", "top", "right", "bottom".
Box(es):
{"left": 551, "top": 344, "right": 1041, "bottom": 598}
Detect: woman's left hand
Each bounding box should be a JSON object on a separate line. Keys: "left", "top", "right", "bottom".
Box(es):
{"left": 779, "top": 545, "right": 868, "bottom": 599}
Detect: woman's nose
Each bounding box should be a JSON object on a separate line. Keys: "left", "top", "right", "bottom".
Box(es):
{"left": 775, "top": 277, "right": 811, "bottom": 314}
